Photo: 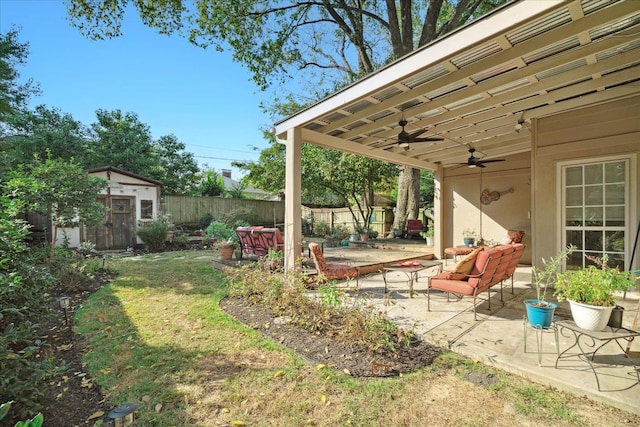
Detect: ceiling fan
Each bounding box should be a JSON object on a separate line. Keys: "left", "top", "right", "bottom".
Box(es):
{"left": 460, "top": 147, "right": 505, "bottom": 168}
{"left": 382, "top": 119, "right": 443, "bottom": 149}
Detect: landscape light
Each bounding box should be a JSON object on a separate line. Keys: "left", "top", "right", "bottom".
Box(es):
{"left": 58, "top": 296, "right": 71, "bottom": 325}
{"left": 108, "top": 403, "right": 139, "bottom": 427}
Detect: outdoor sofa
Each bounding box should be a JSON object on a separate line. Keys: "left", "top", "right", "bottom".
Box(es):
{"left": 427, "top": 243, "right": 525, "bottom": 320}
{"left": 235, "top": 226, "right": 284, "bottom": 259}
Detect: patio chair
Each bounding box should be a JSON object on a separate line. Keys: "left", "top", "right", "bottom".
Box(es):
{"left": 407, "top": 219, "right": 423, "bottom": 239}
{"left": 308, "top": 242, "right": 359, "bottom": 284}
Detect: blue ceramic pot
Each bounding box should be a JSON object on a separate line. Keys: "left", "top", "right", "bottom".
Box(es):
{"left": 524, "top": 299, "right": 557, "bottom": 329}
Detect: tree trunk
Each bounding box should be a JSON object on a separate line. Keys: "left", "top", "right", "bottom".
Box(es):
{"left": 392, "top": 166, "right": 421, "bottom": 234}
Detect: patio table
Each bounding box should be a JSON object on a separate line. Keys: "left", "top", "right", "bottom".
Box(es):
{"left": 382, "top": 260, "right": 442, "bottom": 297}
{"left": 555, "top": 319, "right": 640, "bottom": 391}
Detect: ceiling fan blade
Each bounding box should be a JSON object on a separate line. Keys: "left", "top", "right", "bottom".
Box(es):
{"left": 478, "top": 159, "right": 505, "bottom": 164}
{"left": 411, "top": 136, "right": 444, "bottom": 142}
{"left": 408, "top": 128, "right": 428, "bottom": 138}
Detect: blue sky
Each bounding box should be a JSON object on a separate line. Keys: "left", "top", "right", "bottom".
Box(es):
{"left": 0, "top": 0, "right": 273, "bottom": 177}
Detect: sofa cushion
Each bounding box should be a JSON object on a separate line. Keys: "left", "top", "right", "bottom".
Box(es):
{"left": 507, "top": 229, "right": 525, "bottom": 243}
{"left": 449, "top": 247, "right": 483, "bottom": 279}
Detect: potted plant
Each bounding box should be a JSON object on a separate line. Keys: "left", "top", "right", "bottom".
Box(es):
{"left": 354, "top": 224, "right": 370, "bottom": 242}
{"left": 524, "top": 245, "right": 575, "bottom": 328}
{"left": 265, "top": 248, "right": 284, "bottom": 271}
{"left": 554, "top": 254, "right": 636, "bottom": 331}
{"left": 420, "top": 229, "right": 434, "bottom": 246}
{"left": 462, "top": 228, "right": 477, "bottom": 246}
{"left": 204, "top": 221, "right": 238, "bottom": 260}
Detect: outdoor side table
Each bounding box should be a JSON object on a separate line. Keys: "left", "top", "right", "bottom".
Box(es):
{"left": 555, "top": 319, "right": 640, "bottom": 391}
{"left": 382, "top": 260, "right": 442, "bottom": 297}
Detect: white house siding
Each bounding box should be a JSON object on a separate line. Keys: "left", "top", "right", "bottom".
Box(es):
{"left": 532, "top": 95, "right": 640, "bottom": 270}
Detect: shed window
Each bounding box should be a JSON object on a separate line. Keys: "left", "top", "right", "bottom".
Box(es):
{"left": 141, "top": 200, "right": 153, "bottom": 219}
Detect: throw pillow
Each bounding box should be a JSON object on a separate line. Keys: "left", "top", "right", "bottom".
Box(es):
{"left": 449, "top": 247, "right": 483, "bottom": 280}
{"left": 507, "top": 229, "right": 524, "bottom": 243}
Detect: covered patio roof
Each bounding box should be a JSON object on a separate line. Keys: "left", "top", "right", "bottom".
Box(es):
{"left": 274, "top": 0, "right": 640, "bottom": 170}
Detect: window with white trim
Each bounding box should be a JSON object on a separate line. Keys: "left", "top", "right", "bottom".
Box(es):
{"left": 562, "top": 158, "right": 628, "bottom": 271}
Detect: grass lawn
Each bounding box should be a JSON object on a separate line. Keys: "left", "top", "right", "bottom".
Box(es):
{"left": 76, "top": 250, "right": 634, "bottom": 426}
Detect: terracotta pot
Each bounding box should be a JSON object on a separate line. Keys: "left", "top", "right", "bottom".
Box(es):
{"left": 218, "top": 245, "right": 235, "bottom": 260}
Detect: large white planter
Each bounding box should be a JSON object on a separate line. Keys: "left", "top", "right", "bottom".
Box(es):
{"left": 568, "top": 299, "right": 614, "bottom": 331}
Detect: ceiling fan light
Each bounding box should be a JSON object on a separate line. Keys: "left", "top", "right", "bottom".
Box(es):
{"left": 398, "top": 142, "right": 409, "bottom": 148}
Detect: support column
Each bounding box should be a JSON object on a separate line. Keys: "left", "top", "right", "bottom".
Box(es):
{"left": 284, "top": 127, "right": 303, "bottom": 271}
{"left": 434, "top": 163, "right": 444, "bottom": 260}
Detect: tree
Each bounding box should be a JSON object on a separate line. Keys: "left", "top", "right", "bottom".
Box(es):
{"left": 66, "top": 0, "right": 507, "bottom": 228}
{"left": 303, "top": 146, "right": 398, "bottom": 229}
{"left": 1, "top": 105, "right": 91, "bottom": 169}
{"left": 232, "top": 131, "right": 285, "bottom": 194}
{"left": 86, "top": 109, "right": 199, "bottom": 194}
{"left": 0, "top": 28, "right": 39, "bottom": 121}
{"left": 193, "top": 168, "right": 225, "bottom": 196}
{"left": 5, "top": 157, "right": 108, "bottom": 257}
{"left": 86, "top": 109, "right": 157, "bottom": 172}
{"left": 148, "top": 134, "right": 199, "bottom": 195}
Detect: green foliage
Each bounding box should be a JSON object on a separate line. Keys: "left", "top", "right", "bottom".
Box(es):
{"left": 531, "top": 245, "right": 575, "bottom": 303}
{"left": 329, "top": 224, "right": 350, "bottom": 241}
{"left": 46, "top": 247, "right": 101, "bottom": 293}
{"left": 193, "top": 169, "right": 225, "bottom": 197}
{"left": 203, "top": 221, "right": 238, "bottom": 246}
{"left": 5, "top": 156, "right": 108, "bottom": 257}
{"left": 1, "top": 106, "right": 91, "bottom": 169}
{"left": 0, "top": 402, "right": 44, "bottom": 427}
{"left": 233, "top": 134, "right": 285, "bottom": 194}
{"left": 0, "top": 28, "right": 40, "bottom": 120}
{"left": 313, "top": 221, "right": 330, "bottom": 237}
{"left": 65, "top": 1, "right": 503, "bottom": 92}
{"left": 0, "top": 198, "right": 57, "bottom": 421}
{"left": 149, "top": 134, "right": 199, "bottom": 195}
{"left": 217, "top": 206, "right": 258, "bottom": 229}
{"left": 136, "top": 219, "right": 169, "bottom": 252}
{"left": 225, "top": 264, "right": 407, "bottom": 352}
{"left": 171, "top": 233, "right": 191, "bottom": 250}
{"left": 225, "top": 180, "right": 248, "bottom": 199}
{"left": 554, "top": 254, "right": 637, "bottom": 307}
{"left": 198, "top": 213, "right": 214, "bottom": 230}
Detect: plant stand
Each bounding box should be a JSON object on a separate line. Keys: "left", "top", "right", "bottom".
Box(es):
{"left": 523, "top": 317, "right": 559, "bottom": 366}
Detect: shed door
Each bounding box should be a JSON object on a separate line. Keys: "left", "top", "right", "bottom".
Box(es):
{"left": 84, "top": 196, "right": 136, "bottom": 250}
{"left": 111, "top": 197, "right": 136, "bottom": 249}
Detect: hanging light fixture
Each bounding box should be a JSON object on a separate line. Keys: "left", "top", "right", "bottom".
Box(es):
{"left": 108, "top": 403, "right": 139, "bottom": 426}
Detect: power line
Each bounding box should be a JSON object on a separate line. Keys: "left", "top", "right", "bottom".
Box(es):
{"left": 193, "top": 155, "right": 254, "bottom": 162}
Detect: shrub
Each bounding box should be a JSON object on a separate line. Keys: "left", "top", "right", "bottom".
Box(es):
{"left": 314, "top": 221, "right": 330, "bottom": 236}
{"left": 198, "top": 213, "right": 214, "bottom": 230}
{"left": 218, "top": 207, "right": 259, "bottom": 228}
{"left": 136, "top": 219, "right": 169, "bottom": 252}
{"left": 46, "top": 248, "right": 101, "bottom": 293}
{"left": 171, "top": 233, "right": 191, "bottom": 250}
{"left": 225, "top": 264, "right": 407, "bottom": 351}
{"left": 0, "top": 197, "right": 57, "bottom": 420}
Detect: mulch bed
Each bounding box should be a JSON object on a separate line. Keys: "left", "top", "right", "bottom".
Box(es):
{"left": 219, "top": 297, "right": 441, "bottom": 377}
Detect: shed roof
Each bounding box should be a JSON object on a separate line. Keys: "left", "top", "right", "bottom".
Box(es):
{"left": 86, "top": 166, "right": 163, "bottom": 186}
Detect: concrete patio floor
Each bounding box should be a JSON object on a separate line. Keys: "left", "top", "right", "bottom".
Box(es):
{"left": 320, "top": 241, "right": 640, "bottom": 416}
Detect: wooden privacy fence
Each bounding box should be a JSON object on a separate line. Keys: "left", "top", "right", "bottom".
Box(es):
{"left": 164, "top": 196, "right": 425, "bottom": 237}
{"left": 163, "top": 196, "right": 285, "bottom": 227}
{"left": 301, "top": 206, "right": 394, "bottom": 236}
